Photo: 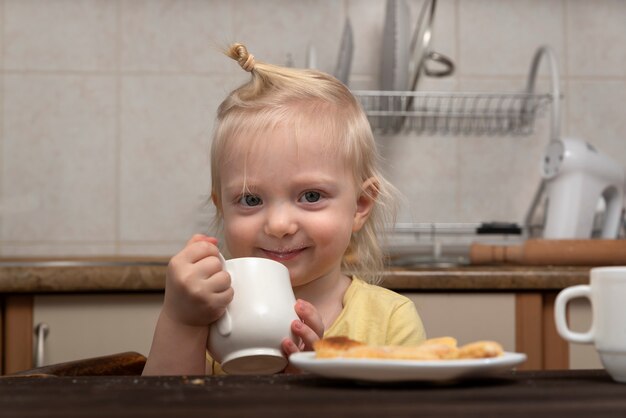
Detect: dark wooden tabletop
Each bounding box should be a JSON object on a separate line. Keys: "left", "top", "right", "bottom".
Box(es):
{"left": 0, "top": 369, "right": 624, "bottom": 418}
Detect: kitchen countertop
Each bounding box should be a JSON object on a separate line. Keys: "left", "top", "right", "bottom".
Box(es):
{"left": 0, "top": 257, "right": 591, "bottom": 293}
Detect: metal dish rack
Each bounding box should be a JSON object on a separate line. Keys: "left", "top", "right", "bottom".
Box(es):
{"left": 373, "top": 47, "right": 565, "bottom": 266}
{"left": 353, "top": 46, "right": 561, "bottom": 136}
{"left": 385, "top": 222, "right": 525, "bottom": 267}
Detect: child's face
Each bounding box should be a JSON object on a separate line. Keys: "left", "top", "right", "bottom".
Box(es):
{"left": 218, "top": 123, "right": 371, "bottom": 288}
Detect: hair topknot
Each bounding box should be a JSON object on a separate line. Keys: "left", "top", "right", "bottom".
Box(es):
{"left": 228, "top": 43, "right": 256, "bottom": 72}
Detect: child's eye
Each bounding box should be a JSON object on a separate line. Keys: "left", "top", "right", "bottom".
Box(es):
{"left": 240, "top": 194, "right": 263, "bottom": 207}
{"left": 300, "top": 191, "right": 321, "bottom": 203}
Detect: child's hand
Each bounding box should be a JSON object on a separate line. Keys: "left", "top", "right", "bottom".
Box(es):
{"left": 162, "top": 234, "right": 233, "bottom": 327}
{"left": 281, "top": 299, "right": 324, "bottom": 373}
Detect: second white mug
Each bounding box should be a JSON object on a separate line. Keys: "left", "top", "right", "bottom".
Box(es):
{"left": 554, "top": 266, "right": 626, "bottom": 383}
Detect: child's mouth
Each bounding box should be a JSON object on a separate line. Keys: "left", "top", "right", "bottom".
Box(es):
{"left": 261, "top": 247, "right": 305, "bottom": 261}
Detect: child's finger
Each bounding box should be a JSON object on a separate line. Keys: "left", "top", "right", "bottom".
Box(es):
{"left": 290, "top": 320, "right": 320, "bottom": 351}
{"left": 294, "top": 299, "right": 324, "bottom": 339}
{"left": 183, "top": 234, "right": 219, "bottom": 261}
{"left": 194, "top": 255, "right": 226, "bottom": 281}
{"left": 281, "top": 339, "right": 304, "bottom": 374}
{"left": 186, "top": 234, "right": 218, "bottom": 246}
{"left": 281, "top": 337, "right": 299, "bottom": 357}
{"left": 206, "top": 284, "right": 234, "bottom": 310}
{"left": 177, "top": 240, "right": 220, "bottom": 265}
{"left": 201, "top": 270, "right": 232, "bottom": 294}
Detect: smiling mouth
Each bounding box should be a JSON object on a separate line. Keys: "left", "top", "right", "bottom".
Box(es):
{"left": 261, "top": 247, "right": 306, "bottom": 261}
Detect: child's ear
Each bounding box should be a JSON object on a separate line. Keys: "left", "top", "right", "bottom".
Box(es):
{"left": 211, "top": 192, "right": 221, "bottom": 211}
{"left": 352, "top": 177, "right": 378, "bottom": 232}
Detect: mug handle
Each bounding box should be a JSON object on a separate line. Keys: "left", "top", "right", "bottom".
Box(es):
{"left": 554, "top": 285, "right": 594, "bottom": 344}
{"left": 215, "top": 253, "right": 232, "bottom": 337}
{"left": 423, "top": 51, "right": 455, "bottom": 78}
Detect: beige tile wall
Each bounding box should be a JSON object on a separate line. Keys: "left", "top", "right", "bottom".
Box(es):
{"left": 1, "top": 0, "right": 625, "bottom": 257}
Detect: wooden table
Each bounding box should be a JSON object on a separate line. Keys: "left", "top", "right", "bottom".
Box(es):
{"left": 0, "top": 370, "right": 624, "bottom": 418}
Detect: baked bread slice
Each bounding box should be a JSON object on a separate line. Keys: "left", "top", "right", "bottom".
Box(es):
{"left": 458, "top": 340, "right": 504, "bottom": 359}
{"left": 313, "top": 336, "right": 366, "bottom": 358}
{"left": 314, "top": 336, "right": 503, "bottom": 361}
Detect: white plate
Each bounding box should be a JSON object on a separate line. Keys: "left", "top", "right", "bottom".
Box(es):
{"left": 289, "top": 352, "right": 527, "bottom": 383}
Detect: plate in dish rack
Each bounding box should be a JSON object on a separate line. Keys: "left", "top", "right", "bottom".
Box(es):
{"left": 289, "top": 352, "right": 527, "bottom": 382}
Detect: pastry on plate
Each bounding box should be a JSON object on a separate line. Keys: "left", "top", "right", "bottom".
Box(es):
{"left": 314, "top": 336, "right": 366, "bottom": 359}
{"left": 458, "top": 340, "right": 504, "bottom": 359}
{"left": 314, "top": 336, "right": 503, "bottom": 361}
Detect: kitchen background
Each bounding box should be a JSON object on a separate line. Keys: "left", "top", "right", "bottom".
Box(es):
{"left": 0, "top": 0, "right": 624, "bottom": 258}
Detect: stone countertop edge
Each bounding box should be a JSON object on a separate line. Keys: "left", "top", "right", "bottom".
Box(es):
{"left": 0, "top": 258, "right": 591, "bottom": 293}
{"left": 381, "top": 266, "right": 590, "bottom": 291}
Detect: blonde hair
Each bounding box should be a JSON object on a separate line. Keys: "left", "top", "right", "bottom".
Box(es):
{"left": 210, "top": 43, "right": 397, "bottom": 284}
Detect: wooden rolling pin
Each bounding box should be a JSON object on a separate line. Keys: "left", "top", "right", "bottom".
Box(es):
{"left": 470, "top": 239, "right": 626, "bottom": 266}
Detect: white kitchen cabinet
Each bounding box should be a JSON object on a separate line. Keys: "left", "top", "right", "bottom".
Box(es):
{"left": 402, "top": 293, "right": 516, "bottom": 351}
{"left": 25, "top": 291, "right": 603, "bottom": 370}
{"left": 403, "top": 292, "right": 602, "bottom": 370}
{"left": 33, "top": 292, "right": 518, "bottom": 367}
{"left": 32, "top": 294, "right": 163, "bottom": 366}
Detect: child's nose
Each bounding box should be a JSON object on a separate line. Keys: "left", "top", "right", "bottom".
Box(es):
{"left": 264, "top": 203, "right": 298, "bottom": 238}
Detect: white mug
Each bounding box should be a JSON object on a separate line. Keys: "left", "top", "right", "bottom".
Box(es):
{"left": 208, "top": 257, "right": 298, "bottom": 375}
{"left": 555, "top": 266, "right": 626, "bottom": 383}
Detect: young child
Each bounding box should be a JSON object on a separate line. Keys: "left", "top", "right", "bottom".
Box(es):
{"left": 142, "top": 43, "right": 426, "bottom": 375}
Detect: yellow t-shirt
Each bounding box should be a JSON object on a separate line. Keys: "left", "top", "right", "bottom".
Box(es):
{"left": 207, "top": 276, "right": 426, "bottom": 374}
{"left": 325, "top": 277, "right": 426, "bottom": 345}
